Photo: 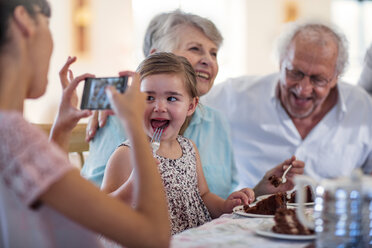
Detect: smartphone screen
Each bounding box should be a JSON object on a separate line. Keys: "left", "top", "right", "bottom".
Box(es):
{"left": 80, "top": 76, "right": 128, "bottom": 110}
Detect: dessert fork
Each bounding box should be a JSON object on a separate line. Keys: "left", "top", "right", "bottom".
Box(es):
{"left": 281, "top": 164, "right": 293, "bottom": 184}
{"left": 151, "top": 127, "right": 163, "bottom": 153}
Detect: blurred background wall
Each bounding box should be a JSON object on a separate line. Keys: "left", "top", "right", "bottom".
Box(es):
{"left": 24, "top": 0, "right": 372, "bottom": 123}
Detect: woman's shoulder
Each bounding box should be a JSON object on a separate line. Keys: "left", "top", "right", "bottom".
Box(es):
{"left": 0, "top": 111, "right": 51, "bottom": 153}
{"left": 198, "top": 105, "right": 224, "bottom": 120}
{"left": 0, "top": 111, "right": 73, "bottom": 206}
{"left": 192, "top": 105, "right": 230, "bottom": 131}
{"left": 1, "top": 111, "right": 32, "bottom": 131}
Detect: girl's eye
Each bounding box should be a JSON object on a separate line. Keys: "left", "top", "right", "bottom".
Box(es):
{"left": 167, "top": 96, "right": 177, "bottom": 102}
{"left": 190, "top": 46, "right": 200, "bottom": 51}
{"left": 147, "top": 96, "right": 154, "bottom": 101}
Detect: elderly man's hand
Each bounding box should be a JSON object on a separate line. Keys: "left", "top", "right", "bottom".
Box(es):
{"left": 253, "top": 156, "right": 305, "bottom": 196}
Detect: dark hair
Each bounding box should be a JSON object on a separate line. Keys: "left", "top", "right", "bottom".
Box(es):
{"left": 137, "top": 52, "right": 198, "bottom": 134}
{"left": 0, "top": 0, "right": 51, "bottom": 47}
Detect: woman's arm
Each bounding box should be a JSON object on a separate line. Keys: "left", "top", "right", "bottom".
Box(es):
{"left": 40, "top": 163, "right": 168, "bottom": 248}
{"left": 195, "top": 145, "right": 225, "bottom": 218}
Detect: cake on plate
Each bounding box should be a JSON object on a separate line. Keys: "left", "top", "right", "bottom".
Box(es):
{"left": 272, "top": 208, "right": 314, "bottom": 235}
{"left": 287, "top": 185, "right": 314, "bottom": 203}
{"left": 244, "top": 192, "right": 287, "bottom": 215}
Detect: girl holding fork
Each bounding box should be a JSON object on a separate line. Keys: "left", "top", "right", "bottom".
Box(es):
{"left": 101, "top": 52, "right": 255, "bottom": 235}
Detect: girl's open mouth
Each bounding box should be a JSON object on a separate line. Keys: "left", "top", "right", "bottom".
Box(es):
{"left": 151, "top": 119, "right": 169, "bottom": 130}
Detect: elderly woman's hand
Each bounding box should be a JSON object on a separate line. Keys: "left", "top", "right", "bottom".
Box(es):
{"left": 253, "top": 155, "right": 305, "bottom": 196}
{"left": 85, "top": 110, "right": 111, "bottom": 142}
{"left": 50, "top": 56, "right": 93, "bottom": 152}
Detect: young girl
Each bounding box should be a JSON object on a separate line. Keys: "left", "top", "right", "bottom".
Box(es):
{"left": 0, "top": 1, "right": 169, "bottom": 247}
{"left": 101, "top": 52, "right": 255, "bottom": 234}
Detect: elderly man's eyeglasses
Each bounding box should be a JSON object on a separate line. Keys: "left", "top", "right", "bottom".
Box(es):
{"left": 285, "top": 68, "right": 334, "bottom": 87}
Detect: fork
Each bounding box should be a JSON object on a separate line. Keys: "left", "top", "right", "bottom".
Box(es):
{"left": 150, "top": 127, "right": 163, "bottom": 153}
{"left": 281, "top": 164, "right": 293, "bottom": 184}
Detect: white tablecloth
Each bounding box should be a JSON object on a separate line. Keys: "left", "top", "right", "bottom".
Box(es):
{"left": 171, "top": 213, "right": 313, "bottom": 248}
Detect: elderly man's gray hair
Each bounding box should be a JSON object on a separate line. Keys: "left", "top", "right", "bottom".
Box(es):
{"left": 275, "top": 21, "right": 349, "bottom": 76}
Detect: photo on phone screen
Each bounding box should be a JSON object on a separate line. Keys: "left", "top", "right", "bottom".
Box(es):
{"left": 80, "top": 76, "right": 128, "bottom": 110}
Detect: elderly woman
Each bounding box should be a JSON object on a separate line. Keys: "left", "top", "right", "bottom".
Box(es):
{"left": 82, "top": 10, "right": 238, "bottom": 199}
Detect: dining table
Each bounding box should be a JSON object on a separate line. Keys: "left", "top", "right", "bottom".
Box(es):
{"left": 170, "top": 211, "right": 314, "bottom": 248}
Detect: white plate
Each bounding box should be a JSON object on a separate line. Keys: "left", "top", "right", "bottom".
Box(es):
{"left": 256, "top": 194, "right": 315, "bottom": 207}
{"left": 233, "top": 205, "right": 274, "bottom": 218}
{"left": 287, "top": 202, "right": 315, "bottom": 207}
{"left": 255, "top": 222, "right": 316, "bottom": 240}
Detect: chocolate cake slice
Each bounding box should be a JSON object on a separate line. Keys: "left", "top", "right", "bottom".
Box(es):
{"left": 287, "top": 185, "right": 314, "bottom": 203}
{"left": 272, "top": 208, "right": 314, "bottom": 235}
{"left": 244, "top": 192, "right": 287, "bottom": 215}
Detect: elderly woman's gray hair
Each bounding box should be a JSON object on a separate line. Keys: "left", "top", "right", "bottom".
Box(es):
{"left": 275, "top": 21, "right": 349, "bottom": 76}
{"left": 142, "top": 9, "right": 223, "bottom": 57}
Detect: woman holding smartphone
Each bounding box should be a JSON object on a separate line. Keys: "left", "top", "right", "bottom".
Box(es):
{"left": 0, "top": 1, "right": 170, "bottom": 247}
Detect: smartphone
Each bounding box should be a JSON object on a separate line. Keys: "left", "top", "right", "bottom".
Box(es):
{"left": 80, "top": 76, "right": 128, "bottom": 110}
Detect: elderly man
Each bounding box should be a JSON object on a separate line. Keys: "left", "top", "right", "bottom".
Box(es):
{"left": 204, "top": 22, "right": 372, "bottom": 194}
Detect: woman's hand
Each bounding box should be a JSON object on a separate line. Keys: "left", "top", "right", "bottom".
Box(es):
{"left": 85, "top": 70, "right": 139, "bottom": 142}
{"left": 222, "top": 188, "right": 255, "bottom": 213}
{"left": 253, "top": 156, "right": 305, "bottom": 196}
{"left": 105, "top": 71, "right": 146, "bottom": 129}
{"left": 50, "top": 56, "right": 93, "bottom": 151}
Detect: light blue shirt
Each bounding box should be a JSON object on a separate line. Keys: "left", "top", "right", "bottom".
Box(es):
{"left": 82, "top": 105, "right": 238, "bottom": 199}
{"left": 81, "top": 114, "right": 125, "bottom": 186}
{"left": 204, "top": 73, "right": 372, "bottom": 188}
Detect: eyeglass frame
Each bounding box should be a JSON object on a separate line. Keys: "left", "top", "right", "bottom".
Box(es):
{"left": 284, "top": 66, "right": 336, "bottom": 88}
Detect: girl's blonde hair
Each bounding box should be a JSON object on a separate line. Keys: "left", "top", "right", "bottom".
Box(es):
{"left": 136, "top": 52, "right": 198, "bottom": 135}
